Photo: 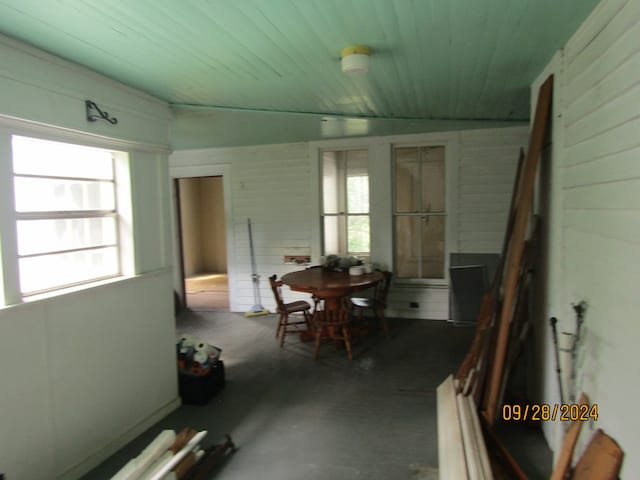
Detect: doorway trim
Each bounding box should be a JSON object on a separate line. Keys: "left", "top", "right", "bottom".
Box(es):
{"left": 169, "top": 164, "right": 237, "bottom": 311}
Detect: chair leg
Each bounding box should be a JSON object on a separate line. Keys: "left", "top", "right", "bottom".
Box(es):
{"left": 378, "top": 306, "right": 390, "bottom": 338}
{"left": 275, "top": 313, "right": 283, "bottom": 339}
{"left": 342, "top": 326, "right": 353, "bottom": 361}
{"left": 279, "top": 313, "right": 288, "bottom": 348}
{"left": 314, "top": 329, "right": 322, "bottom": 360}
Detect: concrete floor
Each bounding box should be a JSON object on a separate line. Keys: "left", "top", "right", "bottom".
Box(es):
{"left": 83, "top": 309, "right": 551, "bottom": 480}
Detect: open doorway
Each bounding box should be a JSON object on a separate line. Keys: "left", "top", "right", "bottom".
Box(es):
{"left": 175, "top": 176, "right": 229, "bottom": 312}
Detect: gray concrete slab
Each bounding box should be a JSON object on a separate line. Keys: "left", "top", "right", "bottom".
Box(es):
{"left": 82, "top": 310, "right": 551, "bottom": 479}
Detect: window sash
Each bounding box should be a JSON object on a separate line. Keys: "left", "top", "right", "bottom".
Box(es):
{"left": 323, "top": 213, "right": 370, "bottom": 257}
{"left": 321, "top": 149, "right": 370, "bottom": 257}
{"left": 393, "top": 146, "right": 446, "bottom": 280}
{"left": 10, "top": 135, "right": 124, "bottom": 296}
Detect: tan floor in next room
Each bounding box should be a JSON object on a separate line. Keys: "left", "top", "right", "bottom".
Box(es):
{"left": 184, "top": 273, "right": 229, "bottom": 312}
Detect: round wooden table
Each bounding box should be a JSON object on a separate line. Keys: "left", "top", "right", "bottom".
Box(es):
{"left": 282, "top": 268, "right": 383, "bottom": 337}
{"left": 281, "top": 268, "right": 383, "bottom": 312}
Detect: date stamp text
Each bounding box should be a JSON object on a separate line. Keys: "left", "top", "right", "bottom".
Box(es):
{"left": 502, "top": 403, "right": 598, "bottom": 422}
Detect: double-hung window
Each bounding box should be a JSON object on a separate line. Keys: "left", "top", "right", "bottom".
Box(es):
{"left": 321, "top": 149, "right": 370, "bottom": 258}
{"left": 11, "top": 135, "right": 129, "bottom": 296}
{"left": 393, "top": 145, "right": 446, "bottom": 279}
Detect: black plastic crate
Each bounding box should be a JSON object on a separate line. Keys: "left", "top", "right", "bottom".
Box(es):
{"left": 178, "top": 360, "right": 225, "bottom": 405}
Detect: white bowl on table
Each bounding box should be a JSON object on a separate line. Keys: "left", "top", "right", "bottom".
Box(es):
{"left": 349, "top": 266, "right": 364, "bottom": 276}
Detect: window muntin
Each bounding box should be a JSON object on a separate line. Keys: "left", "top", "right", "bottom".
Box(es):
{"left": 11, "top": 135, "right": 125, "bottom": 296}
{"left": 394, "top": 146, "right": 446, "bottom": 279}
{"left": 321, "top": 149, "right": 370, "bottom": 257}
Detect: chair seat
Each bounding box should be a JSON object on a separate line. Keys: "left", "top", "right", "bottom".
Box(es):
{"left": 281, "top": 300, "right": 311, "bottom": 314}
{"left": 349, "top": 270, "right": 393, "bottom": 338}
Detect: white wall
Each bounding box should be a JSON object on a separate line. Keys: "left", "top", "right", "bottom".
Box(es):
{"left": 534, "top": 0, "right": 640, "bottom": 476}
{"left": 458, "top": 128, "right": 529, "bottom": 253}
{"left": 0, "top": 35, "right": 179, "bottom": 479}
{"left": 171, "top": 126, "right": 529, "bottom": 319}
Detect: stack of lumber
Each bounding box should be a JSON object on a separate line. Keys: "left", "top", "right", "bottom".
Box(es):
{"left": 437, "top": 73, "right": 626, "bottom": 478}
{"left": 111, "top": 429, "right": 235, "bottom": 480}
{"left": 437, "top": 74, "right": 554, "bottom": 479}
{"left": 437, "top": 375, "right": 491, "bottom": 479}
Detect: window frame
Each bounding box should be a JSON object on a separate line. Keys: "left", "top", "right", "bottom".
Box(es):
{"left": 320, "top": 148, "right": 371, "bottom": 259}
{"left": 13, "top": 137, "right": 123, "bottom": 295}
{"left": 309, "top": 133, "right": 458, "bottom": 287}
{"left": 390, "top": 138, "right": 457, "bottom": 287}
{"left": 0, "top": 121, "right": 135, "bottom": 306}
{"left": 392, "top": 144, "right": 447, "bottom": 281}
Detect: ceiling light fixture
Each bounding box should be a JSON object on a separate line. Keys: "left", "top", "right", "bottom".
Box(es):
{"left": 341, "top": 45, "right": 370, "bottom": 75}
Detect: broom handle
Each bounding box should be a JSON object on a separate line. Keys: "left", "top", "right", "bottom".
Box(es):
{"left": 248, "top": 218, "right": 263, "bottom": 307}
{"left": 248, "top": 218, "right": 257, "bottom": 277}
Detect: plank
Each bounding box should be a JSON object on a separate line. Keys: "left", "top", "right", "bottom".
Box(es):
{"left": 457, "top": 392, "right": 485, "bottom": 480}
{"left": 550, "top": 392, "right": 589, "bottom": 480}
{"left": 496, "top": 219, "right": 540, "bottom": 407}
{"left": 437, "top": 375, "right": 469, "bottom": 480}
{"left": 483, "top": 75, "right": 553, "bottom": 425}
{"left": 464, "top": 394, "right": 492, "bottom": 479}
{"left": 455, "top": 148, "right": 525, "bottom": 395}
{"left": 571, "top": 428, "right": 624, "bottom": 479}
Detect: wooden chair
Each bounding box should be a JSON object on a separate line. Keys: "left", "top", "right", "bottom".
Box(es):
{"left": 269, "top": 274, "right": 312, "bottom": 348}
{"left": 350, "top": 270, "right": 393, "bottom": 338}
{"left": 311, "top": 296, "right": 355, "bottom": 361}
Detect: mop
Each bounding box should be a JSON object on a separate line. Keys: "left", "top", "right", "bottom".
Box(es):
{"left": 245, "top": 218, "right": 269, "bottom": 317}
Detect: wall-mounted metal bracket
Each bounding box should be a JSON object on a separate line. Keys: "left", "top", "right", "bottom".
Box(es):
{"left": 86, "top": 100, "right": 118, "bottom": 124}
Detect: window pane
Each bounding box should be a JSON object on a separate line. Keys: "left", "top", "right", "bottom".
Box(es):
{"left": 347, "top": 215, "right": 370, "bottom": 255}
{"left": 395, "top": 216, "right": 420, "bottom": 278}
{"left": 347, "top": 176, "right": 369, "bottom": 213}
{"left": 422, "top": 147, "right": 445, "bottom": 213}
{"left": 14, "top": 177, "right": 115, "bottom": 212}
{"left": 422, "top": 216, "right": 445, "bottom": 278}
{"left": 322, "top": 152, "right": 340, "bottom": 214}
{"left": 322, "top": 149, "right": 370, "bottom": 257}
{"left": 17, "top": 217, "right": 117, "bottom": 256}
{"left": 323, "top": 216, "right": 340, "bottom": 254}
{"left": 12, "top": 136, "right": 114, "bottom": 179}
{"left": 395, "top": 148, "right": 420, "bottom": 213}
{"left": 345, "top": 150, "right": 368, "bottom": 175}
{"left": 395, "top": 215, "right": 445, "bottom": 279}
{"left": 19, "top": 247, "right": 119, "bottom": 294}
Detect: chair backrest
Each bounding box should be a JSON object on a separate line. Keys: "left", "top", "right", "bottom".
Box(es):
{"left": 268, "top": 274, "right": 285, "bottom": 310}
{"left": 376, "top": 271, "right": 393, "bottom": 307}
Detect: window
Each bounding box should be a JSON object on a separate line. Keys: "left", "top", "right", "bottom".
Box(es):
{"left": 393, "top": 146, "right": 446, "bottom": 279}
{"left": 321, "top": 149, "right": 370, "bottom": 258}
{"left": 11, "top": 135, "right": 130, "bottom": 296}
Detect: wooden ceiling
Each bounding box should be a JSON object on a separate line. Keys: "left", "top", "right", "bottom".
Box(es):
{"left": 0, "top": 0, "right": 600, "bottom": 146}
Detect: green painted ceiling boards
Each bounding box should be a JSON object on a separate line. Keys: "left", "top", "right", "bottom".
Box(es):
{"left": 0, "top": 0, "right": 600, "bottom": 146}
